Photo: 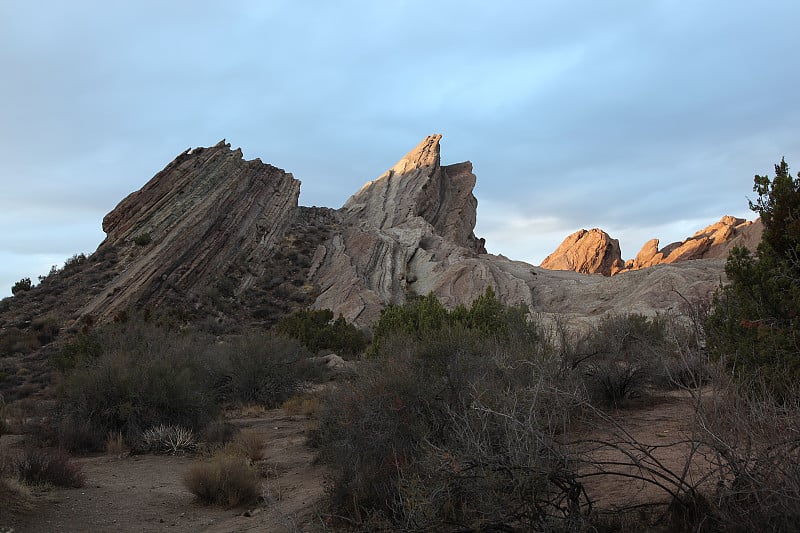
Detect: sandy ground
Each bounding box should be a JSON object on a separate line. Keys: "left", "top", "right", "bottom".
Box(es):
{"left": 2, "top": 389, "right": 714, "bottom": 532}
{"left": 3, "top": 410, "right": 329, "bottom": 533}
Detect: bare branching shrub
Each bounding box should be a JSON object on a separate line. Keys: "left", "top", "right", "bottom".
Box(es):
{"left": 695, "top": 380, "right": 800, "bottom": 531}
{"left": 314, "top": 323, "right": 591, "bottom": 530}
{"left": 141, "top": 424, "right": 197, "bottom": 455}
{"left": 571, "top": 314, "right": 673, "bottom": 407}
{"left": 14, "top": 447, "right": 85, "bottom": 488}
{"left": 183, "top": 451, "right": 261, "bottom": 507}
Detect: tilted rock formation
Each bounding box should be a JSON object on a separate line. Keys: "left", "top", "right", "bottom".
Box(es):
{"left": 81, "top": 140, "right": 302, "bottom": 319}
{"left": 43, "top": 134, "right": 740, "bottom": 329}
{"left": 541, "top": 229, "right": 624, "bottom": 276}
{"left": 626, "top": 216, "right": 763, "bottom": 270}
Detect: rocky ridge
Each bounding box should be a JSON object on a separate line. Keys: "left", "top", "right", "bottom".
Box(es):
{"left": 542, "top": 216, "right": 762, "bottom": 276}
{"left": 1, "top": 135, "right": 741, "bottom": 335}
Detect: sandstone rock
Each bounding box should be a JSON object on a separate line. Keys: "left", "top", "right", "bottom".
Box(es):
{"left": 626, "top": 216, "right": 763, "bottom": 271}
{"left": 82, "top": 140, "right": 301, "bottom": 319}
{"left": 540, "top": 229, "right": 624, "bottom": 276}
{"left": 62, "top": 134, "right": 741, "bottom": 331}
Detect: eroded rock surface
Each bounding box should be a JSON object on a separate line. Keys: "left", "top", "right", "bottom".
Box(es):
{"left": 626, "top": 216, "right": 762, "bottom": 270}
{"left": 541, "top": 229, "right": 624, "bottom": 276}
{"left": 82, "top": 140, "right": 302, "bottom": 320}
{"left": 56, "top": 134, "right": 743, "bottom": 329}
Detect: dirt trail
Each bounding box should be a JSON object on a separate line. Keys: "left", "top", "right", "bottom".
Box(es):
{"left": 577, "top": 389, "right": 716, "bottom": 511}
{"left": 7, "top": 409, "right": 329, "bottom": 533}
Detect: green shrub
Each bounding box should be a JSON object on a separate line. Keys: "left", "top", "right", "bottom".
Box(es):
{"left": 133, "top": 232, "right": 152, "bottom": 246}
{"left": 56, "top": 320, "right": 217, "bottom": 449}
{"left": 275, "top": 308, "right": 367, "bottom": 356}
{"left": 183, "top": 451, "right": 261, "bottom": 507}
{"left": 11, "top": 278, "right": 32, "bottom": 295}
{"left": 707, "top": 159, "right": 800, "bottom": 396}
{"left": 368, "top": 287, "right": 536, "bottom": 357}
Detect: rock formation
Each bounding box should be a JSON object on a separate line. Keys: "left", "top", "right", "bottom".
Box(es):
{"left": 540, "top": 216, "right": 762, "bottom": 276}
{"left": 625, "top": 216, "right": 762, "bottom": 270}
{"left": 541, "top": 229, "right": 624, "bottom": 276}
{"left": 19, "top": 134, "right": 737, "bottom": 329}
{"left": 81, "top": 140, "right": 302, "bottom": 319}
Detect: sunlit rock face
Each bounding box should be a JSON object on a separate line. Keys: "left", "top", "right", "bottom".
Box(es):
{"left": 540, "top": 216, "right": 762, "bottom": 277}
{"left": 541, "top": 229, "right": 625, "bottom": 276}
{"left": 625, "top": 216, "right": 763, "bottom": 270}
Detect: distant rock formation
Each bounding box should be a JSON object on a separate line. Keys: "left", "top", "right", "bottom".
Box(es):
{"left": 541, "top": 216, "right": 762, "bottom": 276}
{"left": 625, "top": 216, "right": 762, "bottom": 270}
{"left": 541, "top": 229, "right": 624, "bottom": 276}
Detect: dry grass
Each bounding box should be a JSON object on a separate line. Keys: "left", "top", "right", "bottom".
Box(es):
{"left": 0, "top": 476, "right": 34, "bottom": 519}
{"left": 104, "top": 431, "right": 128, "bottom": 456}
{"left": 231, "top": 429, "right": 264, "bottom": 462}
{"left": 281, "top": 393, "right": 320, "bottom": 417}
{"left": 14, "top": 447, "right": 85, "bottom": 488}
{"left": 183, "top": 451, "right": 261, "bottom": 507}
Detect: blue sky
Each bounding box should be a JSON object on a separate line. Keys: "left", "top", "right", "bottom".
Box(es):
{"left": 2, "top": 1, "right": 800, "bottom": 296}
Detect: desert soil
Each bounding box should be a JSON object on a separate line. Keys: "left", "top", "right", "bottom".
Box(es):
{"left": 3, "top": 409, "right": 329, "bottom": 533}
{"left": 3, "top": 389, "right": 710, "bottom": 533}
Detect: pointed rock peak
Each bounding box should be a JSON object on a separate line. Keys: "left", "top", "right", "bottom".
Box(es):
{"left": 389, "top": 134, "right": 442, "bottom": 174}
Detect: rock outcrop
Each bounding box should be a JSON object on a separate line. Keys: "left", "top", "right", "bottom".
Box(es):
{"left": 541, "top": 229, "right": 624, "bottom": 276}
{"left": 81, "top": 140, "right": 302, "bottom": 319}
{"left": 625, "top": 216, "right": 762, "bottom": 270}
{"left": 540, "top": 216, "right": 762, "bottom": 277}
{"left": 54, "top": 134, "right": 742, "bottom": 329}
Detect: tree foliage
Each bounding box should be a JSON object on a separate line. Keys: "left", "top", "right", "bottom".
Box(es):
{"left": 367, "top": 287, "right": 535, "bottom": 357}
{"left": 11, "top": 277, "right": 32, "bottom": 295}
{"left": 707, "top": 159, "right": 800, "bottom": 394}
{"left": 275, "top": 308, "right": 367, "bottom": 356}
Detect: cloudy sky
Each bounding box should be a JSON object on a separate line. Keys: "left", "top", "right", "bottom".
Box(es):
{"left": 2, "top": 1, "right": 799, "bottom": 296}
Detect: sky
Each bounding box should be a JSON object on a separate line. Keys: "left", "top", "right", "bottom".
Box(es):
{"left": 2, "top": 1, "right": 800, "bottom": 297}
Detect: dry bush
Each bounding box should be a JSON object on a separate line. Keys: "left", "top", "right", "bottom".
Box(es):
{"left": 200, "top": 420, "right": 239, "bottom": 447}
{"left": 231, "top": 429, "right": 264, "bottom": 462}
{"left": 281, "top": 393, "right": 320, "bottom": 417}
{"left": 569, "top": 313, "right": 674, "bottom": 407}
{"left": 694, "top": 380, "right": 800, "bottom": 531}
{"left": 104, "top": 431, "right": 128, "bottom": 456}
{"left": 0, "top": 476, "right": 34, "bottom": 520}
{"left": 314, "top": 326, "right": 591, "bottom": 530}
{"left": 183, "top": 451, "right": 261, "bottom": 507}
{"left": 14, "top": 447, "right": 85, "bottom": 488}
{"left": 141, "top": 424, "right": 197, "bottom": 455}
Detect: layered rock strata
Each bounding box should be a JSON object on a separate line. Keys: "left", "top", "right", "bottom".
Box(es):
{"left": 81, "top": 140, "right": 301, "bottom": 319}
{"left": 71, "top": 134, "right": 736, "bottom": 328}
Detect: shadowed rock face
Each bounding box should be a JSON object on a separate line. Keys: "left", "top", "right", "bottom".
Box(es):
{"left": 67, "top": 134, "right": 741, "bottom": 328}
{"left": 82, "top": 140, "right": 301, "bottom": 319}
